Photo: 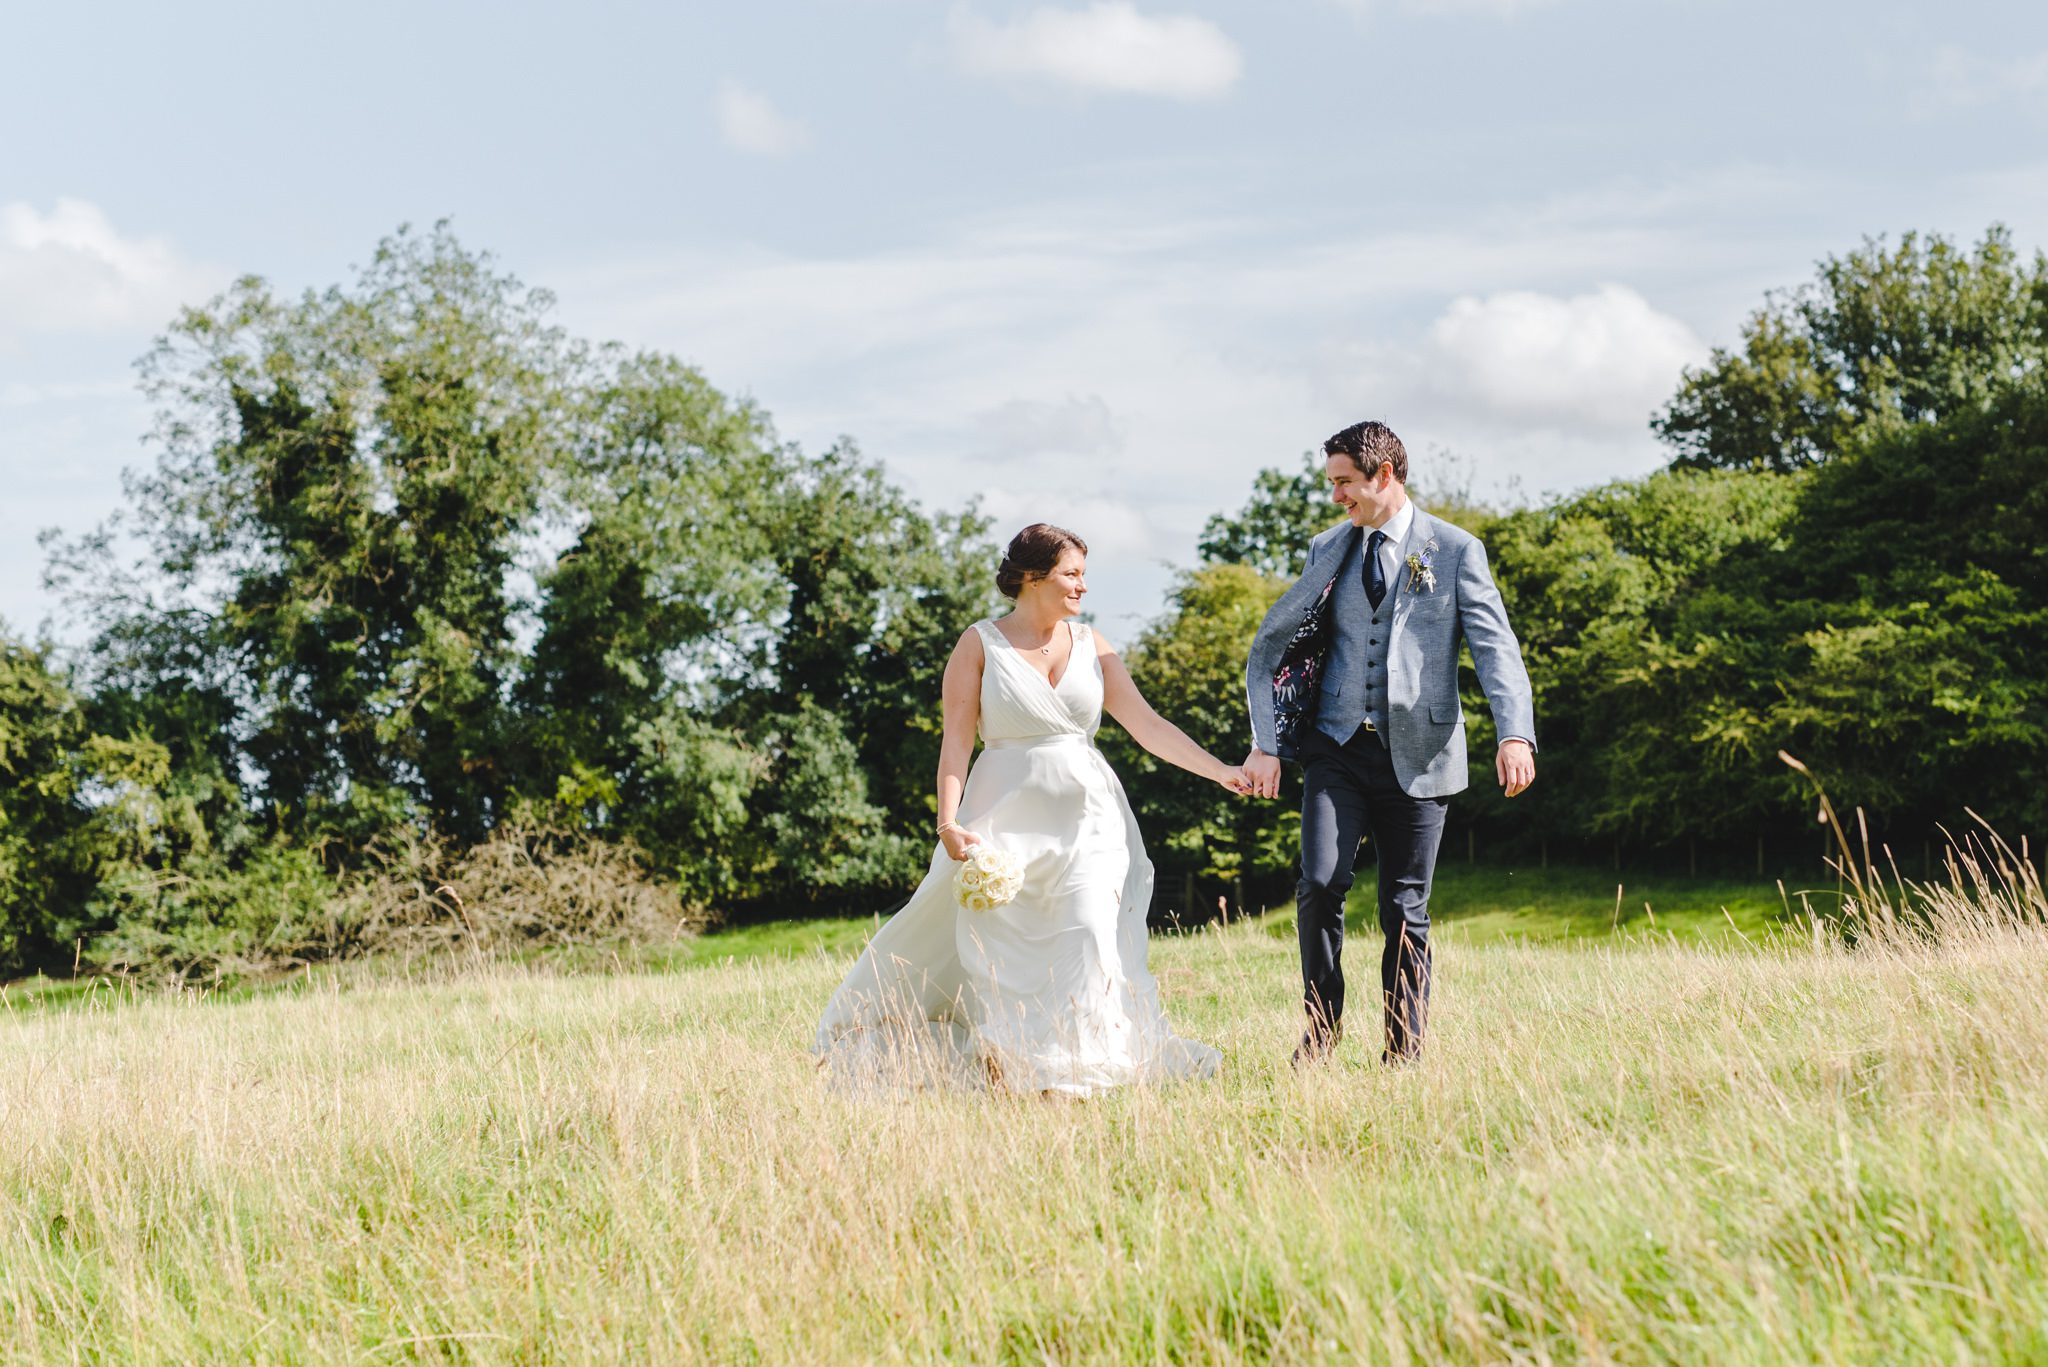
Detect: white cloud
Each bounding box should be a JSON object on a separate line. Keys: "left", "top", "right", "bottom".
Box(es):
{"left": 980, "top": 485, "right": 1163, "bottom": 577}
{"left": 1329, "top": 0, "right": 1557, "bottom": 15}
{"left": 0, "top": 378, "right": 131, "bottom": 408}
{"left": 0, "top": 199, "right": 221, "bottom": 347}
{"left": 714, "top": 81, "right": 810, "bottom": 156}
{"left": 1422, "top": 285, "right": 1707, "bottom": 431}
{"left": 1412, "top": 0, "right": 1552, "bottom": 12}
{"left": 548, "top": 183, "right": 1823, "bottom": 626}
{"left": 948, "top": 3, "right": 1243, "bottom": 101}
{"left": 966, "top": 394, "right": 1124, "bottom": 458}
{"left": 1926, "top": 46, "right": 2048, "bottom": 111}
{"left": 548, "top": 218, "right": 1308, "bottom": 629}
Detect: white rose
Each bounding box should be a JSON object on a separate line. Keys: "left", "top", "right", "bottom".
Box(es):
{"left": 954, "top": 845, "right": 1025, "bottom": 911}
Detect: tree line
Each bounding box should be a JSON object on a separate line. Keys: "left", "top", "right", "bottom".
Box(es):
{"left": 3, "top": 224, "right": 2043, "bottom": 977}
{"left": 1135, "top": 226, "right": 2048, "bottom": 902}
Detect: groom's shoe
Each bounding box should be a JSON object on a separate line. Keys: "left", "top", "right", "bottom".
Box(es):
{"left": 1291, "top": 1022, "right": 1343, "bottom": 1069}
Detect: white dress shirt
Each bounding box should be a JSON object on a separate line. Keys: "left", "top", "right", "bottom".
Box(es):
{"left": 1366, "top": 499, "right": 1414, "bottom": 594}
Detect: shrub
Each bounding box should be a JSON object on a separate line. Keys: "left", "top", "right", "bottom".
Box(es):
{"left": 90, "top": 826, "right": 701, "bottom": 984}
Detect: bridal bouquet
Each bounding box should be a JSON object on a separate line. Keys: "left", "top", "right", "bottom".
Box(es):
{"left": 954, "top": 844, "right": 1025, "bottom": 912}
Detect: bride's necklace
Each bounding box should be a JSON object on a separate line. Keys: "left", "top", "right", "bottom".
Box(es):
{"left": 1007, "top": 620, "right": 1060, "bottom": 655}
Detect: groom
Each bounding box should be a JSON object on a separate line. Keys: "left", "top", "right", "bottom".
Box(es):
{"left": 1242, "top": 421, "right": 1536, "bottom": 1066}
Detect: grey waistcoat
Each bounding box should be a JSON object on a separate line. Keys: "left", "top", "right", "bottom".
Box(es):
{"left": 1316, "top": 531, "right": 1387, "bottom": 745}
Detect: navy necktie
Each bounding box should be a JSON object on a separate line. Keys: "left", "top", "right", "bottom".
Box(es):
{"left": 1365, "top": 529, "right": 1388, "bottom": 609}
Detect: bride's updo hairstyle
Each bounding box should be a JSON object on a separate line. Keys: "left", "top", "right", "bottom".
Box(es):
{"left": 996, "top": 523, "right": 1088, "bottom": 600}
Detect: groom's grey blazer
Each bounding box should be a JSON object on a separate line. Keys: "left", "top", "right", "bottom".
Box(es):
{"left": 1245, "top": 507, "right": 1536, "bottom": 799}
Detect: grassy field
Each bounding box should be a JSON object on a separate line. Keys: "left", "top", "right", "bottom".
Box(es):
{"left": 0, "top": 861, "right": 1810, "bottom": 1011}
{"left": 636, "top": 859, "right": 1812, "bottom": 974}
{"left": 4, "top": 857, "right": 2046, "bottom": 1362}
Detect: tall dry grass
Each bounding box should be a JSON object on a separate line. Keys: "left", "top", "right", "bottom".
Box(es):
{"left": 3, "top": 845, "right": 2046, "bottom": 1363}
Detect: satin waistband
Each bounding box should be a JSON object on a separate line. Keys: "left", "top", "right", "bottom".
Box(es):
{"left": 982, "top": 733, "right": 1095, "bottom": 751}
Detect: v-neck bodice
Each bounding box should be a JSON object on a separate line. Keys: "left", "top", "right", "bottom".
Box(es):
{"left": 973, "top": 618, "right": 1100, "bottom": 744}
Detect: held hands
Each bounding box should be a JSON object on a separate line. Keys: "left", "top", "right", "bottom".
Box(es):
{"left": 1212, "top": 761, "right": 1254, "bottom": 795}
{"left": 1229, "top": 744, "right": 1529, "bottom": 798}
{"left": 1242, "top": 749, "right": 1283, "bottom": 800}
{"left": 938, "top": 823, "right": 985, "bottom": 862}
{"left": 1497, "top": 739, "right": 1536, "bottom": 798}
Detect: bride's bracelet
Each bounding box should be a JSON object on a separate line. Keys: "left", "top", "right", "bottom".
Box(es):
{"left": 937, "top": 820, "right": 964, "bottom": 836}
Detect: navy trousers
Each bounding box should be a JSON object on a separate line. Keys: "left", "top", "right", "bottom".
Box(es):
{"left": 1296, "top": 725, "right": 1449, "bottom": 1060}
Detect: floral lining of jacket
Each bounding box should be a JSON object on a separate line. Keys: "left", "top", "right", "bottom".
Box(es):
{"left": 1270, "top": 573, "right": 1339, "bottom": 761}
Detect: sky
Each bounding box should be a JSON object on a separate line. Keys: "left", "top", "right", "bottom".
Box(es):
{"left": 5, "top": 0, "right": 2047, "bottom": 639}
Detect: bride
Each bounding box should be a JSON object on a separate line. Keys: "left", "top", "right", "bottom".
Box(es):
{"left": 815, "top": 523, "right": 1243, "bottom": 1096}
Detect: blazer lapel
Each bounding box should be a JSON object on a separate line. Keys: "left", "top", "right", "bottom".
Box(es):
{"left": 1384, "top": 506, "right": 1426, "bottom": 619}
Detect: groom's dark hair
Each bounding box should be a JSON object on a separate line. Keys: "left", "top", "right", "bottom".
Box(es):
{"left": 1324, "top": 421, "right": 1408, "bottom": 483}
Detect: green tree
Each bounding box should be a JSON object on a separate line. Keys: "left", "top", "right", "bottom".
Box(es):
{"left": 1201, "top": 448, "right": 1498, "bottom": 579}
{"left": 1472, "top": 373, "right": 2048, "bottom": 858}
{"left": 55, "top": 223, "right": 576, "bottom": 845}
{"left": 0, "top": 632, "right": 190, "bottom": 971}
{"left": 1101, "top": 565, "right": 1296, "bottom": 918}
{"left": 757, "top": 697, "right": 920, "bottom": 900}
{"left": 758, "top": 442, "right": 998, "bottom": 845}
{"left": 1656, "top": 226, "right": 2048, "bottom": 472}
{"left": 510, "top": 350, "right": 786, "bottom": 900}
{"left": 1472, "top": 469, "right": 1804, "bottom": 848}
{"left": 516, "top": 408, "right": 997, "bottom": 910}
{"left": 0, "top": 633, "right": 100, "bottom": 967}
{"left": 1722, "top": 369, "right": 2048, "bottom": 836}
{"left": 1198, "top": 452, "right": 1333, "bottom": 577}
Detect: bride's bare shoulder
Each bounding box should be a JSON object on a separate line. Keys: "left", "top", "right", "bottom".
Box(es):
{"left": 951, "top": 622, "right": 988, "bottom": 664}
{"left": 1087, "top": 624, "right": 1118, "bottom": 658}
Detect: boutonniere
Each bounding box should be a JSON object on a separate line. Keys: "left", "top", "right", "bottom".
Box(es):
{"left": 1405, "top": 538, "right": 1439, "bottom": 593}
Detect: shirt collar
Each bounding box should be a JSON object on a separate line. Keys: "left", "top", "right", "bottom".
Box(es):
{"left": 1373, "top": 498, "right": 1415, "bottom": 547}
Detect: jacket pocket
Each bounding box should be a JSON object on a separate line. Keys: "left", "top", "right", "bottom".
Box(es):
{"left": 1430, "top": 701, "right": 1463, "bottom": 727}
{"left": 1323, "top": 679, "right": 1342, "bottom": 697}
{"left": 1406, "top": 593, "right": 1453, "bottom": 620}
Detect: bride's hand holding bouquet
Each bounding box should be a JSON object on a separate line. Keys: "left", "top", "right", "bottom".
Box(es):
{"left": 939, "top": 820, "right": 1025, "bottom": 912}
{"left": 938, "top": 820, "right": 984, "bottom": 863}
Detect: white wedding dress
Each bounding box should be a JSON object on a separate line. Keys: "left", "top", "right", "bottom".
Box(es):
{"left": 814, "top": 618, "right": 1222, "bottom": 1096}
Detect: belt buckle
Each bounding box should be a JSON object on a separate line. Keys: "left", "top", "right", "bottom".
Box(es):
{"left": 1360, "top": 719, "right": 1377, "bottom": 733}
